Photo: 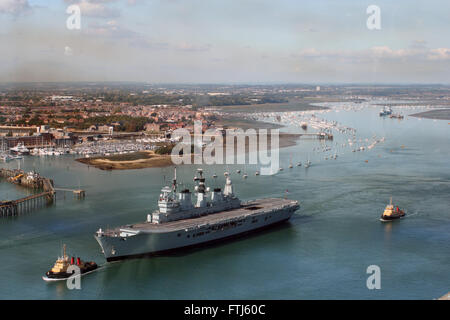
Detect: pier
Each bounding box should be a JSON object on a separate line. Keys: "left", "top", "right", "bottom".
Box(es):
{"left": 0, "top": 168, "right": 61, "bottom": 217}
{"left": 0, "top": 191, "right": 54, "bottom": 217}
{"left": 54, "top": 188, "right": 86, "bottom": 199}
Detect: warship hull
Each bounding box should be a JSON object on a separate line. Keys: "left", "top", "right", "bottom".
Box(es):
{"left": 95, "top": 198, "right": 299, "bottom": 262}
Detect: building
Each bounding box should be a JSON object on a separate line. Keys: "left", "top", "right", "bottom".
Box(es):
{"left": 0, "top": 125, "right": 38, "bottom": 137}
{"left": 2, "top": 133, "right": 54, "bottom": 148}
{"left": 144, "top": 123, "right": 161, "bottom": 132}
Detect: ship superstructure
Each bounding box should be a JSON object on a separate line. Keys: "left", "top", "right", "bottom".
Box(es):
{"left": 151, "top": 169, "right": 241, "bottom": 224}
{"left": 95, "top": 168, "right": 300, "bottom": 261}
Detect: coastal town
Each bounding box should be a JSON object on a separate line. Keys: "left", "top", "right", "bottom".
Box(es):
{"left": 0, "top": 83, "right": 295, "bottom": 154}
{"left": 2, "top": 84, "right": 449, "bottom": 155}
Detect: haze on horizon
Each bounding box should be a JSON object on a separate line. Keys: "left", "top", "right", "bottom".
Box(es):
{"left": 1, "top": 0, "right": 449, "bottom": 84}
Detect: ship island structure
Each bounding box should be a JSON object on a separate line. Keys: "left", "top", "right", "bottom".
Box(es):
{"left": 95, "top": 168, "right": 300, "bottom": 261}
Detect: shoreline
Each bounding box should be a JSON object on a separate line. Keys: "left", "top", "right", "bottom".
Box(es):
{"left": 75, "top": 100, "right": 328, "bottom": 171}
{"left": 409, "top": 109, "right": 450, "bottom": 120}
{"left": 76, "top": 151, "right": 173, "bottom": 170}
{"left": 75, "top": 132, "right": 301, "bottom": 170}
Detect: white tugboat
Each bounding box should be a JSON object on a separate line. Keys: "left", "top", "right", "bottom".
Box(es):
{"left": 95, "top": 168, "right": 300, "bottom": 261}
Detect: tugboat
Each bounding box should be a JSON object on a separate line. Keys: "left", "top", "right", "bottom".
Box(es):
{"left": 42, "top": 244, "right": 98, "bottom": 281}
{"left": 380, "top": 198, "right": 405, "bottom": 222}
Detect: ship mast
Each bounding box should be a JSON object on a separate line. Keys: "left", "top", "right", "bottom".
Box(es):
{"left": 172, "top": 167, "right": 177, "bottom": 193}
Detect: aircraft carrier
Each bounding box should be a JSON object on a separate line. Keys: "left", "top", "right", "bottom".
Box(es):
{"left": 95, "top": 168, "right": 300, "bottom": 261}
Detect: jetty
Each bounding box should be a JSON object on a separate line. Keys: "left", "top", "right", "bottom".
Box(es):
{"left": 0, "top": 168, "right": 58, "bottom": 217}
{"left": 54, "top": 188, "right": 86, "bottom": 199}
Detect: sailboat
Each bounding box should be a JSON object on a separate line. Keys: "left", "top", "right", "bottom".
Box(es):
{"left": 305, "top": 154, "right": 311, "bottom": 168}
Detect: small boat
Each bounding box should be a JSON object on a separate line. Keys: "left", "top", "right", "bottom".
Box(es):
{"left": 380, "top": 198, "right": 405, "bottom": 222}
{"left": 243, "top": 174, "right": 248, "bottom": 179}
{"left": 305, "top": 160, "right": 311, "bottom": 168}
{"left": 236, "top": 169, "right": 241, "bottom": 174}
{"left": 296, "top": 162, "right": 302, "bottom": 166}
{"left": 212, "top": 174, "right": 217, "bottom": 179}
{"left": 255, "top": 171, "right": 260, "bottom": 176}
{"left": 10, "top": 143, "right": 30, "bottom": 155}
{"left": 379, "top": 106, "right": 393, "bottom": 117}
{"left": 300, "top": 122, "right": 308, "bottom": 130}
{"left": 1, "top": 154, "right": 13, "bottom": 162}
{"left": 42, "top": 244, "right": 98, "bottom": 281}
{"left": 389, "top": 113, "right": 404, "bottom": 119}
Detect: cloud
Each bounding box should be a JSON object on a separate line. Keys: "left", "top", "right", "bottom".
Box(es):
{"left": 83, "top": 19, "right": 212, "bottom": 54}
{"left": 427, "top": 48, "right": 450, "bottom": 60}
{"left": 409, "top": 40, "right": 427, "bottom": 50}
{"left": 85, "top": 20, "right": 137, "bottom": 37}
{"left": 65, "top": 0, "right": 120, "bottom": 18}
{"left": 0, "top": 0, "right": 30, "bottom": 15}
{"left": 293, "top": 46, "right": 450, "bottom": 62}
{"left": 173, "top": 42, "right": 211, "bottom": 52}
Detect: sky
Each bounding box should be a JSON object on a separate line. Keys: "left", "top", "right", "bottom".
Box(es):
{"left": 0, "top": 0, "right": 449, "bottom": 83}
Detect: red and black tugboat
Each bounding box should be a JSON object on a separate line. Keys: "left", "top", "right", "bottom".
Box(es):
{"left": 380, "top": 197, "right": 406, "bottom": 222}
{"left": 42, "top": 244, "right": 98, "bottom": 281}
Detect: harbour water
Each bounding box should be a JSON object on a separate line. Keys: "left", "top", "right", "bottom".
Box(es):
{"left": 0, "top": 102, "right": 449, "bottom": 299}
